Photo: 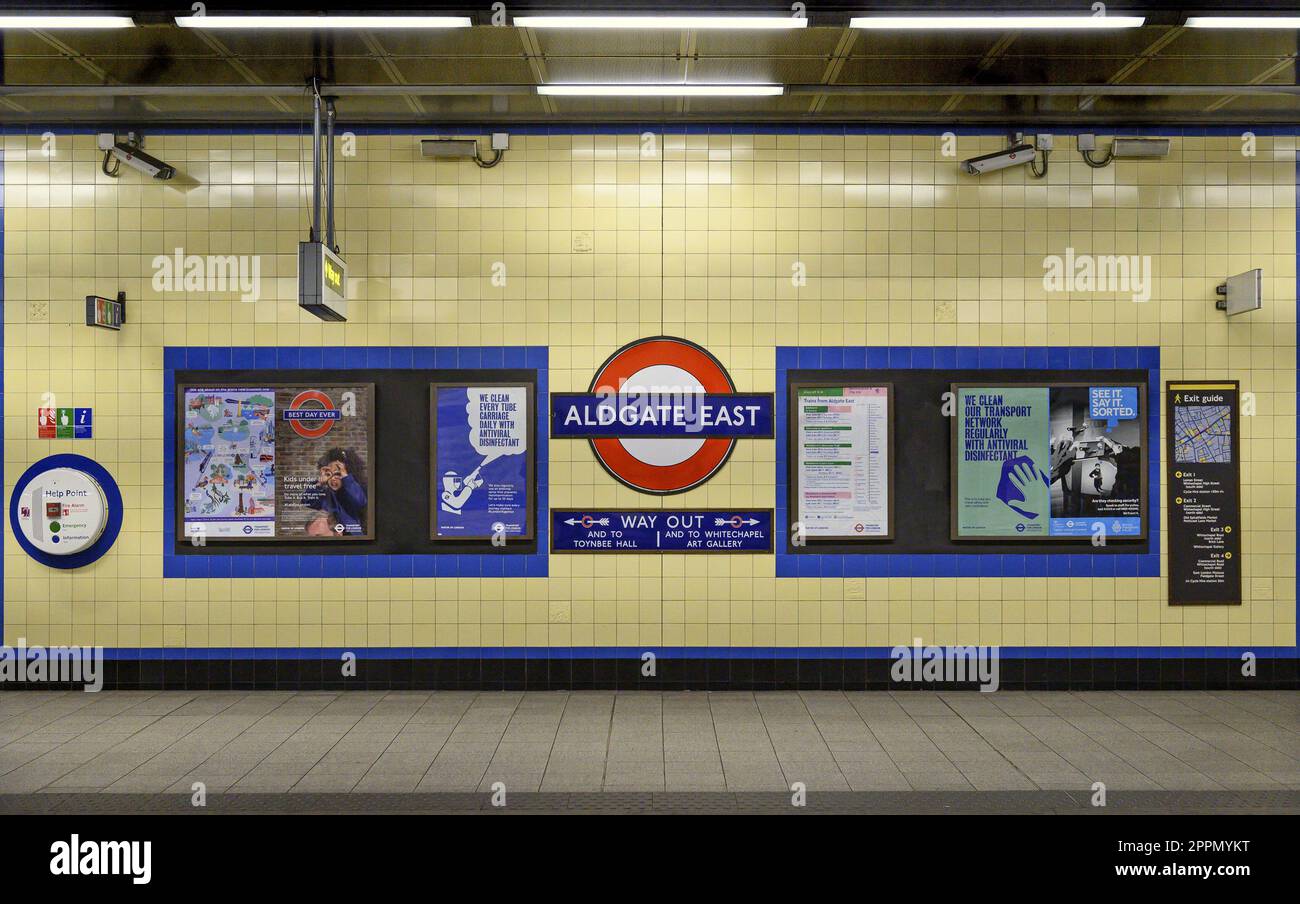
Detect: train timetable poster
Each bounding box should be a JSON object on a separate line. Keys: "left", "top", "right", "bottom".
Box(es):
{"left": 951, "top": 382, "right": 1146, "bottom": 540}
{"left": 792, "top": 384, "right": 893, "bottom": 539}
{"left": 180, "top": 384, "right": 375, "bottom": 541}
{"left": 431, "top": 383, "right": 534, "bottom": 541}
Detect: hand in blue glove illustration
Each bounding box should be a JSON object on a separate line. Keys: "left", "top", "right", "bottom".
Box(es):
{"left": 995, "top": 454, "right": 1050, "bottom": 521}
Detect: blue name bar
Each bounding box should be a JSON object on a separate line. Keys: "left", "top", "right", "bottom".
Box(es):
{"left": 552, "top": 510, "right": 774, "bottom": 553}
{"left": 550, "top": 393, "right": 774, "bottom": 438}
{"left": 283, "top": 410, "right": 340, "bottom": 421}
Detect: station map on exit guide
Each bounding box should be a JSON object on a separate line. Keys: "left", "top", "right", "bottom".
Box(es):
{"left": 1173, "top": 405, "right": 1232, "bottom": 464}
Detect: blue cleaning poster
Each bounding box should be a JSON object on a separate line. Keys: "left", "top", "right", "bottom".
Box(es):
{"left": 433, "top": 385, "right": 532, "bottom": 539}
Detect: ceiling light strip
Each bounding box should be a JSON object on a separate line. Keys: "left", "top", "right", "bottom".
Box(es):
{"left": 849, "top": 15, "right": 1145, "bottom": 29}
{"left": 0, "top": 16, "right": 134, "bottom": 28}
{"left": 174, "top": 15, "right": 472, "bottom": 29}
{"left": 513, "top": 15, "right": 807, "bottom": 29}
{"left": 538, "top": 84, "right": 784, "bottom": 97}
{"left": 1184, "top": 17, "right": 1300, "bottom": 29}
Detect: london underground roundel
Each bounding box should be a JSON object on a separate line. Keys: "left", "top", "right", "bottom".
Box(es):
{"left": 588, "top": 337, "right": 738, "bottom": 495}
{"left": 283, "top": 389, "right": 339, "bottom": 439}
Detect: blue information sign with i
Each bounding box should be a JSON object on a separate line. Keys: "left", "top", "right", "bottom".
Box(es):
{"left": 73, "top": 408, "right": 93, "bottom": 440}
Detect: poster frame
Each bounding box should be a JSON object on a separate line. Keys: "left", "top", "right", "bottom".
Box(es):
{"left": 176, "top": 381, "right": 377, "bottom": 543}
{"left": 787, "top": 380, "right": 895, "bottom": 543}
{"left": 948, "top": 380, "right": 1149, "bottom": 542}
{"left": 429, "top": 381, "right": 537, "bottom": 542}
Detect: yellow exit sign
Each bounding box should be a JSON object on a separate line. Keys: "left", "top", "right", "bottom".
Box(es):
{"left": 298, "top": 240, "right": 347, "bottom": 321}
{"left": 323, "top": 255, "right": 344, "bottom": 294}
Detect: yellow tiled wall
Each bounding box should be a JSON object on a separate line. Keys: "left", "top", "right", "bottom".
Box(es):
{"left": 3, "top": 131, "right": 1295, "bottom": 650}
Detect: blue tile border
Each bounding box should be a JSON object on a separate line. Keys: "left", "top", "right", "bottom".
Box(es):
{"left": 775, "top": 346, "right": 1163, "bottom": 579}
{"left": 163, "top": 346, "right": 549, "bottom": 579}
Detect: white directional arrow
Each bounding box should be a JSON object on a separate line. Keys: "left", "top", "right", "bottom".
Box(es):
{"left": 714, "top": 517, "right": 761, "bottom": 526}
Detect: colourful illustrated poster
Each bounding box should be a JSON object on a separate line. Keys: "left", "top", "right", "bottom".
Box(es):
{"left": 182, "top": 388, "right": 276, "bottom": 538}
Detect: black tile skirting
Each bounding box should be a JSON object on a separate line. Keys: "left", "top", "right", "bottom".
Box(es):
{"left": 1, "top": 656, "right": 1295, "bottom": 691}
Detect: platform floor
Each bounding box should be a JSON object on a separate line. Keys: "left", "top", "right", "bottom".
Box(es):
{"left": 0, "top": 691, "right": 1296, "bottom": 805}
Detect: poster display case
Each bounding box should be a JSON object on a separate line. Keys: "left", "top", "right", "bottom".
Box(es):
{"left": 430, "top": 382, "right": 536, "bottom": 541}
{"left": 950, "top": 382, "right": 1148, "bottom": 541}
{"left": 789, "top": 382, "right": 894, "bottom": 541}
{"left": 178, "top": 383, "right": 375, "bottom": 542}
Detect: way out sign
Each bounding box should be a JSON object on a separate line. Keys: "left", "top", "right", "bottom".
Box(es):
{"left": 551, "top": 509, "right": 773, "bottom": 553}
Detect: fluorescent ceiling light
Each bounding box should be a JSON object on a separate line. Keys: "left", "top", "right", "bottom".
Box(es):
{"left": 0, "top": 16, "right": 134, "bottom": 28}
{"left": 539, "top": 84, "right": 784, "bottom": 96}
{"left": 174, "top": 15, "right": 472, "bottom": 29}
{"left": 514, "top": 15, "right": 807, "bottom": 29}
{"left": 850, "top": 15, "right": 1144, "bottom": 29}
{"left": 1185, "top": 16, "right": 1300, "bottom": 29}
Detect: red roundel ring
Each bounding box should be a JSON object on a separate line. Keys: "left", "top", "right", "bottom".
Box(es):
{"left": 287, "top": 389, "right": 336, "bottom": 439}
{"left": 588, "top": 336, "right": 737, "bottom": 495}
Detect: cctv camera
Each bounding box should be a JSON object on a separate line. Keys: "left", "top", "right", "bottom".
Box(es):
{"left": 96, "top": 132, "right": 175, "bottom": 180}
{"left": 110, "top": 144, "right": 175, "bottom": 180}
{"left": 961, "top": 143, "right": 1035, "bottom": 176}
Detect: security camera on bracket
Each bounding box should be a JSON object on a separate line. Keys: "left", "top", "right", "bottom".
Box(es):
{"left": 96, "top": 132, "right": 176, "bottom": 180}
{"left": 961, "top": 132, "right": 1051, "bottom": 178}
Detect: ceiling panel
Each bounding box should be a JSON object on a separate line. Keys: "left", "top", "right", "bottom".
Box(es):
{"left": 540, "top": 57, "right": 684, "bottom": 83}
{"left": 0, "top": 11, "right": 1295, "bottom": 125}
{"left": 691, "top": 27, "right": 847, "bottom": 57}
{"left": 834, "top": 55, "right": 991, "bottom": 85}
{"left": 392, "top": 57, "right": 537, "bottom": 85}
{"left": 530, "top": 29, "right": 688, "bottom": 57}
{"left": 1138, "top": 57, "right": 1295, "bottom": 85}
{"left": 371, "top": 27, "right": 527, "bottom": 57}
{"left": 1169, "top": 28, "right": 1300, "bottom": 57}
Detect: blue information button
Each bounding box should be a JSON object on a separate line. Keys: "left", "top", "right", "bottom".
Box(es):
{"left": 73, "top": 408, "right": 92, "bottom": 439}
